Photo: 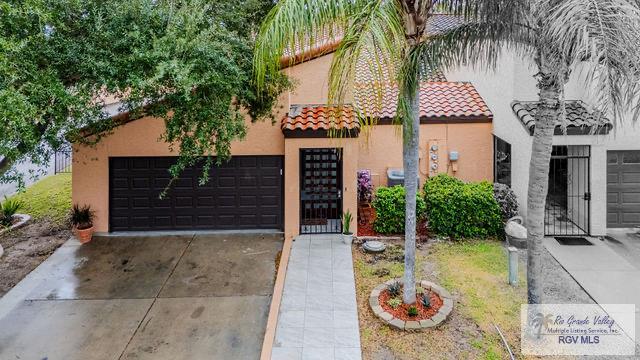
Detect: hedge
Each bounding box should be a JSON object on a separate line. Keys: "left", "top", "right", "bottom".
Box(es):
{"left": 423, "top": 174, "right": 503, "bottom": 239}
{"left": 372, "top": 185, "right": 426, "bottom": 234}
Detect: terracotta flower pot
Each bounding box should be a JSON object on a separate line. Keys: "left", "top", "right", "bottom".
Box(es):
{"left": 74, "top": 226, "right": 94, "bottom": 244}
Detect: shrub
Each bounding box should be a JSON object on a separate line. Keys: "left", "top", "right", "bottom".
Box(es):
{"left": 0, "top": 197, "right": 23, "bottom": 226}
{"left": 372, "top": 186, "right": 426, "bottom": 234}
{"left": 493, "top": 183, "right": 519, "bottom": 220}
{"left": 423, "top": 174, "right": 503, "bottom": 239}
{"left": 357, "top": 170, "right": 373, "bottom": 203}
{"left": 407, "top": 306, "right": 419, "bottom": 317}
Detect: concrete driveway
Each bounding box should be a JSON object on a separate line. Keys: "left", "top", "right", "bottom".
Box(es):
{"left": 0, "top": 232, "right": 282, "bottom": 360}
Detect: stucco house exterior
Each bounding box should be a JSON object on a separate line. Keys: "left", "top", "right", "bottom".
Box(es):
{"left": 447, "top": 53, "right": 640, "bottom": 237}
{"left": 71, "top": 16, "right": 495, "bottom": 240}
{"left": 72, "top": 16, "right": 640, "bottom": 240}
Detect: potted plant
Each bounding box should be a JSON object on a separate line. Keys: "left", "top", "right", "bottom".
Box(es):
{"left": 342, "top": 209, "right": 353, "bottom": 244}
{"left": 69, "top": 204, "right": 95, "bottom": 244}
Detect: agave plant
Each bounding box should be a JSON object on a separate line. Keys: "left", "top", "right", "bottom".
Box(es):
{"left": 387, "top": 281, "right": 401, "bottom": 297}
{"left": 0, "top": 197, "right": 23, "bottom": 227}
{"left": 420, "top": 292, "right": 431, "bottom": 308}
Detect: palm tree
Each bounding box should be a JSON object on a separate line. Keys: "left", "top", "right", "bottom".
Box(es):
{"left": 253, "top": 0, "right": 523, "bottom": 304}
{"left": 428, "top": 0, "right": 640, "bottom": 303}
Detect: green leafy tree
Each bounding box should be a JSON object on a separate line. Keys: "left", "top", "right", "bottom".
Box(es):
{"left": 253, "top": 0, "right": 522, "bottom": 305}
{"left": 0, "top": 0, "right": 287, "bottom": 187}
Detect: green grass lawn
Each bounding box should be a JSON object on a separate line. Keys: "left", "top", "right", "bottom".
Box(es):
{"left": 354, "top": 239, "right": 527, "bottom": 360}
{"left": 429, "top": 240, "right": 527, "bottom": 359}
{"left": 8, "top": 173, "right": 72, "bottom": 227}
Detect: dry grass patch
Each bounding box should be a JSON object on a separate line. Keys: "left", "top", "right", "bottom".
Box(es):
{"left": 354, "top": 239, "right": 528, "bottom": 360}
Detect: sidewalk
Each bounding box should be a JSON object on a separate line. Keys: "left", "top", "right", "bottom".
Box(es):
{"left": 544, "top": 236, "right": 640, "bottom": 342}
{"left": 271, "top": 235, "right": 361, "bottom": 360}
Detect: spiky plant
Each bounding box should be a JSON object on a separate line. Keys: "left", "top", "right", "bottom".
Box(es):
{"left": 0, "top": 197, "right": 23, "bottom": 226}
{"left": 420, "top": 292, "right": 431, "bottom": 308}
{"left": 387, "top": 281, "right": 401, "bottom": 297}
{"left": 69, "top": 204, "right": 95, "bottom": 230}
{"left": 254, "top": 0, "right": 526, "bottom": 305}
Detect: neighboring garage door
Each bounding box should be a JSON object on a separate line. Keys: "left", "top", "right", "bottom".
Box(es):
{"left": 607, "top": 150, "right": 640, "bottom": 227}
{"left": 109, "top": 156, "right": 283, "bottom": 231}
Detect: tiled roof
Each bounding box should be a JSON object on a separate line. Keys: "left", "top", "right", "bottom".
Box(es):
{"left": 281, "top": 14, "right": 463, "bottom": 68}
{"left": 281, "top": 104, "right": 359, "bottom": 133}
{"left": 279, "top": 15, "right": 492, "bottom": 128}
{"left": 354, "top": 82, "right": 492, "bottom": 121}
{"left": 425, "top": 14, "right": 465, "bottom": 35}
{"left": 354, "top": 56, "right": 447, "bottom": 83}
{"left": 512, "top": 100, "right": 613, "bottom": 135}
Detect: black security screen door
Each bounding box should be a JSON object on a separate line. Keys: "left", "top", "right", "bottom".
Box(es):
{"left": 545, "top": 145, "right": 590, "bottom": 236}
{"left": 300, "top": 148, "right": 343, "bottom": 234}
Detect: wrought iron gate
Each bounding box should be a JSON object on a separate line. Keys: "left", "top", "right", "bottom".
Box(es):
{"left": 545, "top": 145, "right": 590, "bottom": 236}
{"left": 300, "top": 148, "right": 343, "bottom": 234}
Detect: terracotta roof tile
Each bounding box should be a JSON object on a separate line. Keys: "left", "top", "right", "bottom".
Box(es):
{"left": 281, "top": 104, "right": 359, "bottom": 131}
{"left": 354, "top": 56, "right": 447, "bottom": 83}
{"left": 281, "top": 14, "right": 464, "bottom": 68}
{"left": 512, "top": 100, "right": 612, "bottom": 135}
{"left": 355, "top": 82, "right": 492, "bottom": 121}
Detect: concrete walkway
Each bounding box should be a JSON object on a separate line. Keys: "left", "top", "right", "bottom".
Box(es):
{"left": 544, "top": 236, "right": 640, "bottom": 342}
{"left": 271, "top": 234, "right": 361, "bottom": 360}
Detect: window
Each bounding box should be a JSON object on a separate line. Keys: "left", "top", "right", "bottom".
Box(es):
{"left": 623, "top": 151, "right": 640, "bottom": 164}
{"left": 494, "top": 136, "right": 512, "bottom": 187}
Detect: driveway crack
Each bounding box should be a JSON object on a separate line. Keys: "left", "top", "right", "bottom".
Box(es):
{"left": 116, "top": 234, "right": 195, "bottom": 360}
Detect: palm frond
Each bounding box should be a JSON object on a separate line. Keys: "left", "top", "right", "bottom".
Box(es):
{"left": 253, "top": 0, "right": 356, "bottom": 92}
{"left": 415, "top": 0, "right": 533, "bottom": 74}
{"left": 327, "top": 0, "right": 404, "bottom": 130}
{"left": 545, "top": 0, "right": 640, "bottom": 124}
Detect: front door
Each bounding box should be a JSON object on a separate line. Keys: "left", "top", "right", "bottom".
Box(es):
{"left": 299, "top": 148, "right": 343, "bottom": 234}
{"left": 545, "top": 145, "right": 591, "bottom": 236}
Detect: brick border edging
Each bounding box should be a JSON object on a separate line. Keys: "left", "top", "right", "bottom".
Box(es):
{"left": 369, "top": 278, "right": 453, "bottom": 330}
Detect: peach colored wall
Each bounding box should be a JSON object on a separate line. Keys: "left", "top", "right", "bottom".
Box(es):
{"left": 357, "top": 123, "right": 494, "bottom": 188}
{"left": 72, "top": 115, "right": 286, "bottom": 232}
{"left": 287, "top": 54, "right": 332, "bottom": 105}
{"left": 73, "top": 55, "right": 339, "bottom": 234}
{"left": 73, "top": 52, "right": 492, "bottom": 235}
{"left": 283, "top": 138, "right": 358, "bottom": 241}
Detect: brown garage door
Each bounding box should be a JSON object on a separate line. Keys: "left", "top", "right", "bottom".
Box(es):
{"left": 607, "top": 150, "right": 640, "bottom": 227}
{"left": 109, "top": 156, "right": 283, "bottom": 231}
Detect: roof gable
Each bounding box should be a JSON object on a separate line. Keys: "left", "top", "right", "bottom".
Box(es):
{"left": 512, "top": 100, "right": 612, "bottom": 135}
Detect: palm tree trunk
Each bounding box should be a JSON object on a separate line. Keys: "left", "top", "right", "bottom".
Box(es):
{"left": 526, "top": 67, "right": 562, "bottom": 304}
{"left": 402, "top": 80, "right": 420, "bottom": 305}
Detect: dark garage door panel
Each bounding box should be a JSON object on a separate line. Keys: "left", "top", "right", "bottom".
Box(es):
{"left": 607, "top": 151, "right": 640, "bottom": 227}
{"left": 109, "top": 156, "right": 283, "bottom": 231}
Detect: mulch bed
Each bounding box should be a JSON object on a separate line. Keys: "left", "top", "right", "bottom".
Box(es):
{"left": 357, "top": 207, "right": 430, "bottom": 238}
{"left": 378, "top": 288, "right": 443, "bottom": 321}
